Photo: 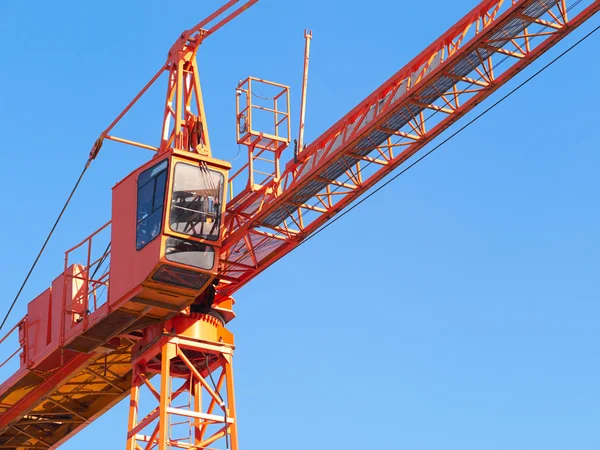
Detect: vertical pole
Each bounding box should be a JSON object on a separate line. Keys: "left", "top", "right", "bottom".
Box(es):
{"left": 247, "top": 78, "right": 253, "bottom": 135}
{"left": 224, "top": 354, "right": 239, "bottom": 449}
{"left": 125, "top": 315, "right": 237, "bottom": 450}
{"left": 158, "top": 342, "right": 173, "bottom": 450}
{"left": 175, "top": 60, "right": 185, "bottom": 150}
{"left": 273, "top": 92, "right": 278, "bottom": 139}
{"left": 84, "top": 238, "right": 92, "bottom": 328}
{"left": 191, "top": 58, "right": 212, "bottom": 155}
{"left": 248, "top": 143, "right": 255, "bottom": 188}
{"left": 193, "top": 377, "right": 202, "bottom": 446}
{"left": 125, "top": 366, "right": 140, "bottom": 450}
{"left": 297, "top": 29, "right": 313, "bottom": 153}
{"left": 60, "top": 253, "right": 68, "bottom": 348}
{"left": 235, "top": 82, "right": 242, "bottom": 143}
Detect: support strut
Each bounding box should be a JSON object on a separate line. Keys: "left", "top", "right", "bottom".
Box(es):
{"left": 126, "top": 312, "right": 238, "bottom": 450}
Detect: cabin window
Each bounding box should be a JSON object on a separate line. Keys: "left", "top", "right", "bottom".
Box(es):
{"left": 165, "top": 237, "right": 215, "bottom": 270}
{"left": 152, "top": 264, "right": 210, "bottom": 290}
{"left": 169, "top": 162, "right": 224, "bottom": 241}
{"left": 136, "top": 159, "right": 168, "bottom": 250}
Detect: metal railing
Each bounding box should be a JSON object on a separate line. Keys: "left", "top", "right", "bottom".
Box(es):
{"left": 231, "top": 77, "right": 292, "bottom": 195}
{"left": 0, "top": 318, "right": 27, "bottom": 376}
{"left": 62, "top": 222, "right": 111, "bottom": 335}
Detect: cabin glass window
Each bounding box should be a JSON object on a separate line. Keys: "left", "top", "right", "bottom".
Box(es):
{"left": 137, "top": 159, "right": 168, "bottom": 250}
{"left": 170, "top": 162, "right": 224, "bottom": 241}
{"left": 152, "top": 265, "right": 209, "bottom": 290}
{"left": 165, "top": 237, "right": 215, "bottom": 270}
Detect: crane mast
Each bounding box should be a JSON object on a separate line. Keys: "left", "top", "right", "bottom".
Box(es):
{"left": 0, "top": 0, "right": 598, "bottom": 449}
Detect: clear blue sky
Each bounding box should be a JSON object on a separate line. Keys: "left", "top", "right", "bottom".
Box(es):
{"left": 1, "top": 1, "right": 599, "bottom": 449}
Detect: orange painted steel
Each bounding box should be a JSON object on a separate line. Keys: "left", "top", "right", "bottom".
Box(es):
{"left": 218, "top": 0, "right": 600, "bottom": 300}
{"left": 126, "top": 313, "right": 237, "bottom": 450}
{"left": 234, "top": 77, "right": 291, "bottom": 191}
{"left": 297, "top": 29, "right": 313, "bottom": 154}
{"left": 90, "top": 0, "right": 259, "bottom": 161}
{"left": 0, "top": 0, "right": 599, "bottom": 449}
{"left": 0, "top": 335, "right": 134, "bottom": 449}
{"left": 0, "top": 2, "right": 243, "bottom": 446}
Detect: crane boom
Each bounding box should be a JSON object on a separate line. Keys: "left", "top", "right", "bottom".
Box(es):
{"left": 218, "top": 0, "right": 600, "bottom": 300}
{"left": 0, "top": 0, "right": 598, "bottom": 448}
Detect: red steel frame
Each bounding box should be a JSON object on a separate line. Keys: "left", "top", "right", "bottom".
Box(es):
{"left": 0, "top": 319, "right": 26, "bottom": 373}
{"left": 1, "top": 0, "right": 599, "bottom": 448}
{"left": 297, "top": 29, "right": 313, "bottom": 153}
{"left": 61, "top": 221, "right": 111, "bottom": 339}
{"left": 126, "top": 314, "right": 237, "bottom": 450}
{"left": 217, "top": 0, "right": 600, "bottom": 300}
{"left": 0, "top": 3, "right": 256, "bottom": 448}
{"left": 92, "top": 0, "right": 260, "bottom": 160}
{"left": 233, "top": 77, "right": 291, "bottom": 191}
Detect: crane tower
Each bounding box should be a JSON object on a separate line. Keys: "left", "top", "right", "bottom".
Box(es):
{"left": 0, "top": 0, "right": 599, "bottom": 449}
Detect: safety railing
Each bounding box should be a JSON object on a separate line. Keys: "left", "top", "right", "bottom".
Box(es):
{"left": 236, "top": 77, "right": 291, "bottom": 146}
{"left": 231, "top": 77, "right": 291, "bottom": 196}
{"left": 0, "top": 318, "right": 27, "bottom": 381}
{"left": 62, "top": 221, "right": 111, "bottom": 334}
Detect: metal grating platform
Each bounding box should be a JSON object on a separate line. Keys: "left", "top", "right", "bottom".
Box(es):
{"left": 260, "top": 0, "right": 555, "bottom": 227}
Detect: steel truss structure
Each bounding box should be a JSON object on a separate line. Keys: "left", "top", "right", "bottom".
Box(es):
{"left": 0, "top": 0, "right": 599, "bottom": 449}
{"left": 0, "top": 339, "right": 135, "bottom": 449}
{"left": 126, "top": 314, "right": 237, "bottom": 450}
{"left": 218, "top": 0, "right": 600, "bottom": 300}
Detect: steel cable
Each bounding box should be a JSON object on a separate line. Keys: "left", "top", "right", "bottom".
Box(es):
{"left": 221, "top": 18, "right": 600, "bottom": 280}
{"left": 296, "top": 22, "right": 600, "bottom": 249}
{"left": 0, "top": 161, "right": 90, "bottom": 331}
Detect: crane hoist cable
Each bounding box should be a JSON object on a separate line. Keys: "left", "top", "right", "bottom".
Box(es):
{"left": 294, "top": 22, "right": 600, "bottom": 251}
{"left": 221, "top": 5, "right": 595, "bottom": 267}
{"left": 231, "top": 20, "right": 600, "bottom": 265}
{"left": 0, "top": 159, "right": 92, "bottom": 331}
{"left": 290, "top": 0, "right": 589, "bottom": 232}
{"left": 1, "top": 18, "right": 597, "bottom": 333}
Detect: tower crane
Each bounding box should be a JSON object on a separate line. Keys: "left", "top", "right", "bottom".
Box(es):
{"left": 0, "top": 0, "right": 599, "bottom": 448}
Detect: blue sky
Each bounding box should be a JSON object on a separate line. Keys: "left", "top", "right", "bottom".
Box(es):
{"left": 1, "top": 1, "right": 599, "bottom": 449}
